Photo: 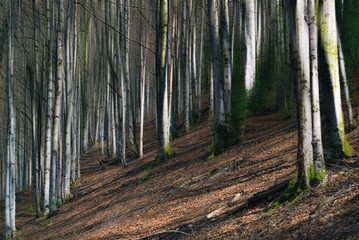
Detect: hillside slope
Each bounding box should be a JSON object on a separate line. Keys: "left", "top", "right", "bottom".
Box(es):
{"left": 1, "top": 72, "right": 359, "bottom": 239}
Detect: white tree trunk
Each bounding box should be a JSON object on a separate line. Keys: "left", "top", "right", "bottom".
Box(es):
{"left": 308, "top": 0, "right": 326, "bottom": 182}
{"left": 157, "top": 0, "right": 171, "bottom": 158}
{"left": 319, "top": 0, "right": 353, "bottom": 156}
{"left": 295, "top": 0, "right": 313, "bottom": 188}
{"left": 50, "top": 0, "right": 64, "bottom": 214}
{"left": 222, "top": 0, "right": 232, "bottom": 123}
{"left": 5, "top": 0, "right": 16, "bottom": 235}
{"left": 43, "top": 0, "right": 53, "bottom": 214}
{"left": 64, "top": 0, "right": 74, "bottom": 199}
{"left": 244, "top": 0, "right": 256, "bottom": 92}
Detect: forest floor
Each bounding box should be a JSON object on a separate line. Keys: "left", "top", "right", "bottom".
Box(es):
{"left": 1, "top": 72, "right": 359, "bottom": 239}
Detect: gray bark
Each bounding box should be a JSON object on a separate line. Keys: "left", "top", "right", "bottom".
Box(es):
{"left": 5, "top": 0, "right": 16, "bottom": 235}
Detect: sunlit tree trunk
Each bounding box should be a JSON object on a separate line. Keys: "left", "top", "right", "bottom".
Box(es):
{"left": 156, "top": 0, "right": 171, "bottom": 158}
{"left": 139, "top": 16, "right": 152, "bottom": 158}
{"left": 244, "top": 0, "right": 256, "bottom": 92}
{"left": 319, "top": 0, "right": 354, "bottom": 156}
{"left": 308, "top": 0, "right": 326, "bottom": 183}
{"left": 44, "top": 0, "right": 53, "bottom": 214}
{"left": 124, "top": 0, "right": 139, "bottom": 157}
{"left": 50, "top": 0, "right": 64, "bottom": 214}
{"left": 5, "top": 0, "right": 16, "bottom": 236}
{"left": 64, "top": 0, "right": 74, "bottom": 199}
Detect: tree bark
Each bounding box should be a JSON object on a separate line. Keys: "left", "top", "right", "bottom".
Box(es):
{"left": 156, "top": 0, "right": 171, "bottom": 158}
{"left": 308, "top": 0, "right": 326, "bottom": 183}
{"left": 244, "top": 0, "right": 256, "bottom": 92}
{"left": 50, "top": 0, "right": 64, "bottom": 214}
{"left": 5, "top": 0, "right": 16, "bottom": 235}
{"left": 319, "top": 0, "right": 354, "bottom": 156}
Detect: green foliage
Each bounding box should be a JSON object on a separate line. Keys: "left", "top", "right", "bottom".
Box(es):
{"left": 73, "top": 227, "right": 77, "bottom": 236}
{"left": 339, "top": 0, "right": 359, "bottom": 77}
{"left": 248, "top": 45, "right": 294, "bottom": 116}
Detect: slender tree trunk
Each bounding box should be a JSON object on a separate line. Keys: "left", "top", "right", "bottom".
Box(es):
{"left": 139, "top": 16, "right": 152, "bottom": 158}
{"left": 124, "top": 0, "right": 139, "bottom": 157}
{"left": 32, "top": 0, "right": 41, "bottom": 216}
{"left": 222, "top": 0, "right": 232, "bottom": 127}
{"left": 209, "top": 0, "right": 225, "bottom": 152}
{"left": 50, "top": 0, "right": 64, "bottom": 214}
{"left": 157, "top": 0, "right": 171, "bottom": 158}
{"left": 197, "top": 0, "right": 205, "bottom": 120}
{"left": 244, "top": 0, "right": 256, "bottom": 92}
{"left": 183, "top": 0, "right": 190, "bottom": 132}
{"left": 5, "top": 0, "right": 16, "bottom": 236}
{"left": 337, "top": 28, "right": 355, "bottom": 128}
{"left": 308, "top": 0, "right": 326, "bottom": 184}
{"left": 64, "top": 0, "right": 74, "bottom": 199}
{"left": 44, "top": 0, "right": 53, "bottom": 214}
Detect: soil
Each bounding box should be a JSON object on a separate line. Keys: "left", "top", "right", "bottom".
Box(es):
{"left": 1, "top": 70, "right": 359, "bottom": 239}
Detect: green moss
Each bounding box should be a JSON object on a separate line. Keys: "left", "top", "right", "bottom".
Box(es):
{"left": 342, "top": 138, "right": 355, "bottom": 156}
{"left": 273, "top": 168, "right": 304, "bottom": 208}
{"left": 21, "top": 204, "right": 35, "bottom": 214}
{"left": 165, "top": 143, "right": 172, "bottom": 157}
{"left": 207, "top": 151, "right": 215, "bottom": 161}
{"left": 141, "top": 175, "right": 149, "bottom": 183}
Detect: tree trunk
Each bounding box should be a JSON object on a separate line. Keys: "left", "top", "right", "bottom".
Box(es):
{"left": 337, "top": 28, "right": 355, "bottom": 128}
{"left": 183, "top": 0, "right": 190, "bottom": 132}
{"left": 308, "top": 0, "right": 326, "bottom": 184}
{"left": 44, "top": 0, "right": 53, "bottom": 214}
{"left": 222, "top": 0, "right": 232, "bottom": 128}
{"left": 32, "top": 0, "right": 41, "bottom": 216}
{"left": 64, "top": 0, "right": 74, "bottom": 199}
{"left": 50, "top": 0, "right": 64, "bottom": 214}
{"left": 5, "top": 0, "right": 16, "bottom": 236}
{"left": 319, "top": 0, "right": 354, "bottom": 156}
{"left": 140, "top": 16, "right": 152, "bottom": 158}
{"left": 197, "top": 0, "right": 205, "bottom": 120}
{"left": 156, "top": 0, "right": 171, "bottom": 159}
{"left": 209, "top": 0, "right": 225, "bottom": 153}
{"left": 244, "top": 0, "right": 256, "bottom": 92}
{"left": 124, "top": 0, "right": 139, "bottom": 157}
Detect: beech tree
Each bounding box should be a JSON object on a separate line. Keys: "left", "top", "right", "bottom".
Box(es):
{"left": 318, "top": 0, "right": 354, "bottom": 157}
{"left": 1, "top": 0, "right": 358, "bottom": 234}
{"left": 156, "top": 0, "right": 171, "bottom": 159}
{"left": 5, "top": 0, "right": 16, "bottom": 236}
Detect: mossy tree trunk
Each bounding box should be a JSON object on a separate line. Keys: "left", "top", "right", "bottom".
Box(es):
{"left": 319, "top": 0, "right": 354, "bottom": 157}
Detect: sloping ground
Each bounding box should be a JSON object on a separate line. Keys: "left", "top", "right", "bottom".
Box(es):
{"left": 1, "top": 69, "right": 359, "bottom": 239}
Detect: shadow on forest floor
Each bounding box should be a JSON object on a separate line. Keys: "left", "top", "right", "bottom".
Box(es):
{"left": 2, "top": 70, "right": 359, "bottom": 239}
